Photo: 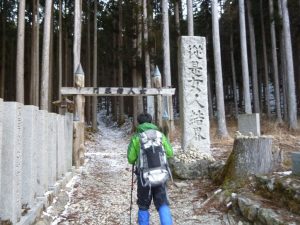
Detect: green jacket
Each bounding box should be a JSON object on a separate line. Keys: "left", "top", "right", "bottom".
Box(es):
{"left": 127, "top": 122, "right": 174, "bottom": 165}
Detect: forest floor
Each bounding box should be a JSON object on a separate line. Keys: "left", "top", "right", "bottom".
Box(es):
{"left": 43, "top": 113, "right": 300, "bottom": 225}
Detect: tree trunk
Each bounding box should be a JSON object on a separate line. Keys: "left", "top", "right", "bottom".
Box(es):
{"left": 143, "top": 0, "right": 154, "bottom": 118}
{"left": 187, "top": 0, "right": 194, "bottom": 36}
{"left": 280, "top": 0, "right": 298, "bottom": 129}
{"left": 58, "top": 0, "right": 63, "bottom": 111}
{"left": 137, "top": 0, "right": 143, "bottom": 116}
{"left": 48, "top": 4, "right": 54, "bottom": 112}
{"left": 277, "top": 0, "right": 288, "bottom": 121}
{"left": 162, "top": 0, "right": 174, "bottom": 131}
{"left": 92, "top": 0, "right": 98, "bottom": 131}
{"left": 269, "top": 0, "right": 282, "bottom": 122}
{"left": 230, "top": 34, "right": 238, "bottom": 118}
{"left": 132, "top": 20, "right": 138, "bottom": 130}
{"left": 41, "top": 0, "right": 53, "bottom": 110}
{"left": 16, "top": 0, "right": 26, "bottom": 103}
{"left": 259, "top": 0, "right": 271, "bottom": 118}
{"left": 112, "top": 3, "right": 118, "bottom": 121}
{"left": 212, "top": 0, "right": 228, "bottom": 138}
{"left": 118, "top": 0, "right": 125, "bottom": 125}
{"left": 74, "top": 0, "right": 82, "bottom": 73}
{"left": 86, "top": 0, "right": 91, "bottom": 123}
{"left": 239, "top": 0, "right": 252, "bottom": 114}
{"left": 175, "top": 0, "right": 181, "bottom": 37}
{"left": 1, "top": 3, "right": 6, "bottom": 99}
{"left": 221, "top": 136, "right": 274, "bottom": 183}
{"left": 246, "top": 0, "right": 259, "bottom": 113}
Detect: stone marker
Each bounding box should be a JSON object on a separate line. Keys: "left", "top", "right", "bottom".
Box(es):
{"left": 292, "top": 152, "right": 300, "bottom": 176}
{"left": 178, "top": 36, "right": 210, "bottom": 153}
{"left": 238, "top": 113, "right": 260, "bottom": 136}
{"left": 0, "top": 102, "right": 23, "bottom": 224}
{"left": 0, "top": 98, "right": 3, "bottom": 205}
{"left": 65, "top": 113, "right": 73, "bottom": 171}
{"left": 36, "top": 110, "right": 49, "bottom": 197}
{"left": 48, "top": 113, "right": 58, "bottom": 186}
{"left": 22, "top": 105, "right": 38, "bottom": 208}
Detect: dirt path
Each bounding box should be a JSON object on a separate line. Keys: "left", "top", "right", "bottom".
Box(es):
{"left": 49, "top": 116, "right": 227, "bottom": 225}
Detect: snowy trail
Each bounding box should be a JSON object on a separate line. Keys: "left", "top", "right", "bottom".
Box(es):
{"left": 50, "top": 116, "right": 226, "bottom": 225}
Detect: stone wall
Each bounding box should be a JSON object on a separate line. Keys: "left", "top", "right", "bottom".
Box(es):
{"left": 0, "top": 99, "right": 74, "bottom": 224}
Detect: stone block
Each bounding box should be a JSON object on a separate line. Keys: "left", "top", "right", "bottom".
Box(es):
{"left": 178, "top": 36, "right": 210, "bottom": 153}
{"left": 22, "top": 105, "right": 38, "bottom": 208}
{"left": 238, "top": 113, "right": 260, "bottom": 136}
{"left": 65, "top": 113, "right": 73, "bottom": 171}
{"left": 48, "top": 113, "right": 58, "bottom": 186}
{"left": 292, "top": 152, "right": 300, "bottom": 176}
{"left": 36, "top": 110, "right": 48, "bottom": 197}
{"left": 0, "top": 102, "right": 23, "bottom": 224}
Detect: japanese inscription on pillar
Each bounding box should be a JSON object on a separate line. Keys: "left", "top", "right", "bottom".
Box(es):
{"left": 178, "top": 36, "right": 210, "bottom": 153}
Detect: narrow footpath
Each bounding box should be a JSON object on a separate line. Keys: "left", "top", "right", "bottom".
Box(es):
{"left": 46, "top": 115, "right": 227, "bottom": 225}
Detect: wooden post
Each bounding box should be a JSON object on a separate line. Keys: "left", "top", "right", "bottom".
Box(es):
{"left": 152, "top": 66, "right": 163, "bottom": 129}
{"left": 73, "top": 64, "right": 85, "bottom": 167}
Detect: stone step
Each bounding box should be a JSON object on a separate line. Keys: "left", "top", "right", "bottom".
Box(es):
{"left": 229, "top": 192, "right": 300, "bottom": 225}
{"left": 255, "top": 173, "right": 300, "bottom": 215}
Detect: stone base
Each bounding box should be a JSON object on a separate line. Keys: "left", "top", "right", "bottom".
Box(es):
{"left": 168, "top": 150, "right": 215, "bottom": 179}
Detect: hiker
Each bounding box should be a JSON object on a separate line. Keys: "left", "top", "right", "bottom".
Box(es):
{"left": 127, "top": 113, "right": 174, "bottom": 225}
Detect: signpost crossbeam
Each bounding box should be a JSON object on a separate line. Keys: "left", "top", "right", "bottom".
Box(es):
{"left": 61, "top": 87, "right": 176, "bottom": 96}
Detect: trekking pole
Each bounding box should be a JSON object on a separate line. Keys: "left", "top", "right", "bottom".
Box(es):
{"left": 129, "top": 164, "right": 134, "bottom": 225}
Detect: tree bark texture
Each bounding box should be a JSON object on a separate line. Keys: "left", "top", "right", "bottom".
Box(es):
{"left": 187, "top": 0, "right": 194, "bottom": 36}
{"left": 230, "top": 34, "right": 238, "bottom": 118}
{"left": 212, "top": 0, "right": 228, "bottom": 137}
{"left": 86, "top": 0, "right": 91, "bottom": 123}
{"left": 222, "top": 136, "right": 274, "bottom": 182}
{"left": 269, "top": 0, "right": 282, "bottom": 122}
{"left": 16, "top": 0, "right": 26, "bottom": 103}
{"left": 246, "top": 0, "right": 259, "bottom": 113}
{"left": 118, "top": 0, "right": 125, "bottom": 125}
{"left": 92, "top": 0, "right": 98, "bottom": 131}
{"left": 1, "top": 4, "right": 6, "bottom": 99}
{"left": 280, "top": 0, "right": 298, "bottom": 129}
{"left": 162, "top": 0, "right": 174, "bottom": 131}
{"left": 74, "top": 0, "right": 82, "bottom": 73}
{"left": 58, "top": 0, "right": 63, "bottom": 113}
{"left": 259, "top": 0, "right": 271, "bottom": 118}
{"left": 41, "top": 0, "right": 53, "bottom": 110}
{"left": 239, "top": 0, "right": 252, "bottom": 114}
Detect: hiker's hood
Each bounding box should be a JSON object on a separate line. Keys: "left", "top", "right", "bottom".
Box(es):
{"left": 136, "top": 122, "right": 159, "bottom": 133}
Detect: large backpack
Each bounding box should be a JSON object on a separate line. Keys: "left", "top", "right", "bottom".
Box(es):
{"left": 137, "top": 129, "right": 172, "bottom": 188}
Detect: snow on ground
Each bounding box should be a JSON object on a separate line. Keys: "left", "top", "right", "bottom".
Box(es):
{"left": 49, "top": 113, "right": 226, "bottom": 225}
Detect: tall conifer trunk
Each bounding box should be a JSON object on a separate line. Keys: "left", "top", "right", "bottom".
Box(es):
{"left": 16, "top": 0, "right": 26, "bottom": 103}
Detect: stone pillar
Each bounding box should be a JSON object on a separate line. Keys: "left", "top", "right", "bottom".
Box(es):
{"left": 0, "top": 102, "right": 23, "bottom": 224}
{"left": 22, "top": 105, "right": 38, "bottom": 208}
{"left": 48, "top": 113, "right": 58, "bottom": 186}
{"left": 65, "top": 113, "right": 73, "bottom": 171}
{"left": 57, "top": 114, "right": 66, "bottom": 178}
{"left": 36, "top": 110, "right": 48, "bottom": 197}
{"left": 178, "top": 36, "right": 210, "bottom": 153}
{"left": 238, "top": 113, "right": 261, "bottom": 136}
